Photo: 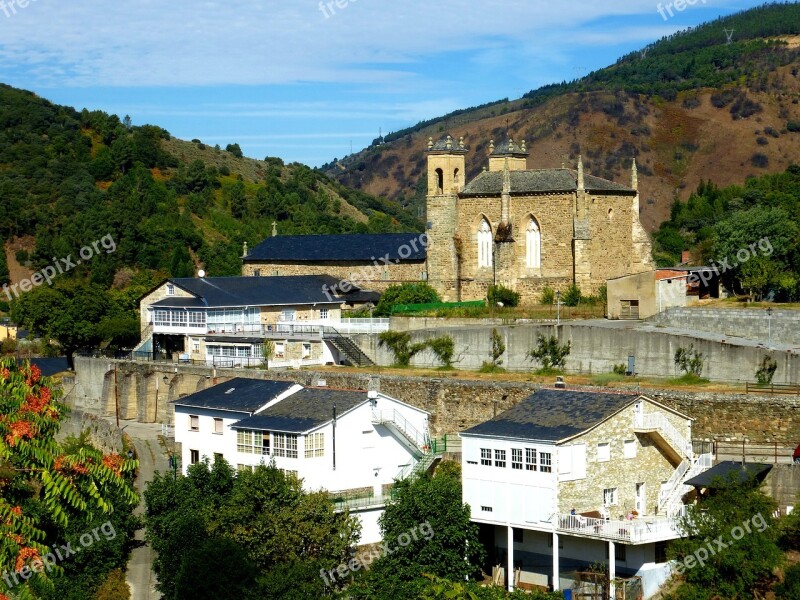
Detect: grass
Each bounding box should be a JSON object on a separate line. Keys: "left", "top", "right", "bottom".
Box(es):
{"left": 590, "top": 372, "right": 629, "bottom": 386}
{"left": 667, "top": 373, "right": 711, "bottom": 386}
{"left": 478, "top": 362, "right": 506, "bottom": 374}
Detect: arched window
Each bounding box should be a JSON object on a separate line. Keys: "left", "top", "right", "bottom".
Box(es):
{"left": 477, "top": 219, "right": 493, "bottom": 269}
{"left": 453, "top": 168, "right": 460, "bottom": 191}
{"left": 526, "top": 218, "right": 541, "bottom": 269}
{"left": 435, "top": 168, "right": 444, "bottom": 194}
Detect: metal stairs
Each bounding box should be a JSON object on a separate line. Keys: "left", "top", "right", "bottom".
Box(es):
{"left": 322, "top": 326, "right": 375, "bottom": 366}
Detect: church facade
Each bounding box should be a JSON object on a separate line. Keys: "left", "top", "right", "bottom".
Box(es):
{"left": 424, "top": 135, "right": 653, "bottom": 302}
{"left": 241, "top": 135, "right": 653, "bottom": 305}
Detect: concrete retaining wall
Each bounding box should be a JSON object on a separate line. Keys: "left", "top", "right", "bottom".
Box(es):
{"left": 651, "top": 307, "right": 800, "bottom": 346}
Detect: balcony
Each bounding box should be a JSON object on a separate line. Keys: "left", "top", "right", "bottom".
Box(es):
{"left": 556, "top": 509, "right": 686, "bottom": 544}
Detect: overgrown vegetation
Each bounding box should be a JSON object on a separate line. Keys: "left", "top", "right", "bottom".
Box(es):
{"left": 674, "top": 343, "right": 704, "bottom": 377}
{"left": 378, "top": 331, "right": 429, "bottom": 367}
{"left": 479, "top": 329, "right": 506, "bottom": 373}
{"left": 755, "top": 354, "right": 778, "bottom": 384}
{"left": 487, "top": 284, "right": 520, "bottom": 308}
{"left": 375, "top": 282, "right": 441, "bottom": 316}
{"left": 527, "top": 334, "right": 571, "bottom": 373}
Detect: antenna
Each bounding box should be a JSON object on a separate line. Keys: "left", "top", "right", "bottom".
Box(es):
{"left": 724, "top": 29, "right": 735, "bottom": 45}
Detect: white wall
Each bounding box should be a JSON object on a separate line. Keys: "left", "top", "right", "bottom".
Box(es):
{"left": 174, "top": 406, "right": 250, "bottom": 473}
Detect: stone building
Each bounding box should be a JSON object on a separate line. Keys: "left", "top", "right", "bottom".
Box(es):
{"left": 425, "top": 135, "right": 653, "bottom": 302}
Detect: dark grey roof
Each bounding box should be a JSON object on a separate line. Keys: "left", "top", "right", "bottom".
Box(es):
{"left": 490, "top": 139, "right": 528, "bottom": 156}
{"left": 159, "top": 275, "right": 354, "bottom": 308}
{"left": 150, "top": 297, "right": 206, "bottom": 308}
{"left": 173, "top": 378, "right": 297, "bottom": 413}
{"left": 244, "top": 233, "right": 426, "bottom": 263}
{"left": 460, "top": 169, "right": 634, "bottom": 196}
{"left": 461, "top": 389, "right": 637, "bottom": 442}
{"left": 232, "top": 388, "right": 367, "bottom": 433}
{"left": 19, "top": 357, "right": 70, "bottom": 377}
{"left": 427, "top": 135, "right": 468, "bottom": 154}
{"left": 684, "top": 461, "right": 773, "bottom": 488}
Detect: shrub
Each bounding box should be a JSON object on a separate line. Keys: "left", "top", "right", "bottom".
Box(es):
{"left": 527, "top": 334, "right": 571, "bottom": 371}
{"left": 14, "top": 249, "right": 28, "bottom": 263}
{"left": 776, "top": 564, "right": 800, "bottom": 600}
{"left": 562, "top": 284, "right": 582, "bottom": 307}
{"left": 378, "top": 331, "right": 427, "bottom": 367}
{"left": 487, "top": 328, "right": 505, "bottom": 370}
{"left": 540, "top": 286, "right": 555, "bottom": 305}
{"left": 219, "top": 165, "right": 231, "bottom": 176}
{"left": 786, "top": 120, "right": 800, "bottom": 132}
{"left": 751, "top": 153, "right": 769, "bottom": 168}
{"left": 613, "top": 363, "right": 627, "bottom": 375}
{"left": 756, "top": 136, "right": 768, "bottom": 146}
{"left": 674, "top": 344, "right": 704, "bottom": 376}
{"left": 487, "top": 285, "right": 520, "bottom": 308}
{"left": 375, "top": 283, "right": 441, "bottom": 316}
{"left": 427, "top": 335, "right": 455, "bottom": 369}
{"left": 755, "top": 355, "right": 778, "bottom": 384}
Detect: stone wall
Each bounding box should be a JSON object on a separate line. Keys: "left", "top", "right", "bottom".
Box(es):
{"left": 57, "top": 410, "right": 125, "bottom": 454}
{"left": 650, "top": 307, "right": 799, "bottom": 346}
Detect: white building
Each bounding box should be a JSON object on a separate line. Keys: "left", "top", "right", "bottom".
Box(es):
{"left": 173, "top": 377, "right": 432, "bottom": 544}
{"left": 460, "top": 388, "right": 711, "bottom": 598}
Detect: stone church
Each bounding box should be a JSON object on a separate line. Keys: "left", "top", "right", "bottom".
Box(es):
{"left": 242, "top": 135, "right": 653, "bottom": 304}
{"left": 424, "top": 135, "right": 653, "bottom": 302}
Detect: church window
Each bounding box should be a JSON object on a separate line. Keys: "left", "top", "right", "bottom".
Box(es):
{"left": 477, "top": 219, "right": 493, "bottom": 269}
{"left": 526, "top": 218, "right": 541, "bottom": 269}
{"left": 435, "top": 168, "right": 444, "bottom": 194}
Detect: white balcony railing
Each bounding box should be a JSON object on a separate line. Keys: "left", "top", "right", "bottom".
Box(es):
{"left": 634, "top": 412, "right": 693, "bottom": 459}
{"left": 556, "top": 510, "right": 685, "bottom": 543}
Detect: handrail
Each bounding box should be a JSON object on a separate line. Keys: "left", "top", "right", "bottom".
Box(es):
{"left": 372, "top": 408, "right": 428, "bottom": 449}
{"left": 635, "top": 412, "right": 692, "bottom": 459}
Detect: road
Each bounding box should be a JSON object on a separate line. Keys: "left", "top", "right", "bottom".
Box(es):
{"left": 109, "top": 419, "right": 166, "bottom": 600}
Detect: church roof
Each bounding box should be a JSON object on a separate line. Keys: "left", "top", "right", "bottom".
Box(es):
{"left": 244, "top": 233, "right": 427, "bottom": 263}
{"left": 427, "top": 135, "right": 468, "bottom": 154}
{"left": 460, "top": 168, "right": 635, "bottom": 196}
{"left": 490, "top": 138, "right": 528, "bottom": 156}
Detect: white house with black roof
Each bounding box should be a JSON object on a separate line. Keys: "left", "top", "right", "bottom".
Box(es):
{"left": 137, "top": 274, "right": 380, "bottom": 367}
{"left": 173, "top": 377, "right": 432, "bottom": 544}
{"left": 460, "top": 388, "right": 711, "bottom": 598}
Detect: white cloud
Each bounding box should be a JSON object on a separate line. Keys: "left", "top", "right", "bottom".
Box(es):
{"left": 0, "top": 0, "right": 736, "bottom": 88}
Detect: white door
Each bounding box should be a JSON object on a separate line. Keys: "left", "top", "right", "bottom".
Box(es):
{"left": 635, "top": 482, "right": 646, "bottom": 514}
{"left": 633, "top": 401, "right": 643, "bottom": 427}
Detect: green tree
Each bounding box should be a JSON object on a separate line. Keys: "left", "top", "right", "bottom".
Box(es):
{"left": 0, "top": 245, "right": 9, "bottom": 286}
{"left": 170, "top": 245, "right": 195, "bottom": 278}
{"left": 562, "top": 283, "right": 582, "bottom": 307}
{"left": 261, "top": 339, "right": 275, "bottom": 369}
{"left": 755, "top": 354, "right": 778, "bottom": 384}
{"left": 226, "top": 143, "right": 244, "bottom": 158}
{"left": 527, "top": 334, "right": 571, "bottom": 372}
{"left": 668, "top": 475, "right": 782, "bottom": 599}
{"left": 540, "top": 286, "right": 555, "bottom": 305}
{"left": 225, "top": 180, "right": 247, "bottom": 219}
{"left": 351, "top": 462, "right": 484, "bottom": 599}
{"left": 739, "top": 255, "right": 778, "bottom": 300}
{"left": 375, "top": 283, "right": 441, "bottom": 316}
{"left": 490, "top": 328, "right": 505, "bottom": 367}
{"left": 378, "top": 330, "right": 428, "bottom": 367}
{"left": 674, "top": 344, "right": 704, "bottom": 376}
{"left": 427, "top": 335, "right": 455, "bottom": 369}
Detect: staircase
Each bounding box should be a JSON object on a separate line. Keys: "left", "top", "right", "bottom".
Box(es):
{"left": 322, "top": 326, "right": 374, "bottom": 366}
{"left": 634, "top": 412, "right": 693, "bottom": 463}
{"left": 658, "top": 453, "right": 713, "bottom": 516}
{"left": 372, "top": 408, "right": 428, "bottom": 458}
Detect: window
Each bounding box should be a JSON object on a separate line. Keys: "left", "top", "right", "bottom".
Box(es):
{"left": 188, "top": 311, "right": 206, "bottom": 328}
{"left": 525, "top": 218, "right": 541, "bottom": 269}
{"left": 319, "top": 308, "right": 329, "bottom": 320}
{"left": 274, "top": 433, "right": 298, "bottom": 458}
{"left": 213, "top": 452, "right": 223, "bottom": 462}
{"left": 193, "top": 341, "right": 200, "bottom": 352}
{"left": 253, "top": 270, "right": 261, "bottom": 277}
{"left": 213, "top": 418, "right": 223, "bottom": 435}
{"left": 597, "top": 442, "right": 611, "bottom": 462}
{"left": 167, "top": 284, "right": 175, "bottom": 296}
{"left": 477, "top": 219, "right": 493, "bottom": 268}
{"left": 511, "top": 448, "right": 523, "bottom": 470}
{"left": 305, "top": 432, "right": 325, "bottom": 458}
{"left": 525, "top": 448, "right": 537, "bottom": 471}
{"left": 189, "top": 415, "right": 199, "bottom": 432}
{"left": 281, "top": 309, "right": 296, "bottom": 322}
{"left": 655, "top": 541, "right": 668, "bottom": 563}
{"left": 603, "top": 487, "right": 618, "bottom": 507}
{"left": 481, "top": 506, "right": 493, "bottom": 513}
{"left": 237, "top": 430, "right": 269, "bottom": 455}
{"left": 435, "top": 168, "right": 444, "bottom": 194}
{"left": 494, "top": 449, "right": 506, "bottom": 468}
{"left": 513, "top": 528, "right": 523, "bottom": 543}
{"left": 275, "top": 342, "right": 285, "bottom": 358}
{"left": 280, "top": 469, "right": 298, "bottom": 478}
{"left": 302, "top": 343, "right": 312, "bottom": 359}
{"left": 480, "top": 448, "right": 492, "bottom": 466}
{"left": 540, "top": 452, "right": 552, "bottom": 472}
{"left": 607, "top": 543, "right": 626, "bottom": 561}
{"left": 154, "top": 310, "right": 169, "bottom": 327}
{"left": 190, "top": 449, "right": 199, "bottom": 464}
{"left": 624, "top": 439, "right": 637, "bottom": 459}
{"left": 237, "top": 464, "right": 254, "bottom": 473}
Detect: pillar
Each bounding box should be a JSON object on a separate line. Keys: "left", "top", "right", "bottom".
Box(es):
{"left": 609, "top": 540, "right": 616, "bottom": 600}
{"left": 507, "top": 526, "right": 515, "bottom": 592}
{"left": 552, "top": 531, "right": 560, "bottom": 591}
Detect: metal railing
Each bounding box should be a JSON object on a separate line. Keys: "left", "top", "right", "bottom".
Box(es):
{"left": 745, "top": 382, "right": 800, "bottom": 396}
{"left": 635, "top": 412, "right": 693, "bottom": 459}
{"left": 372, "top": 408, "right": 428, "bottom": 450}
{"left": 556, "top": 510, "right": 684, "bottom": 543}
{"left": 329, "top": 490, "right": 387, "bottom": 512}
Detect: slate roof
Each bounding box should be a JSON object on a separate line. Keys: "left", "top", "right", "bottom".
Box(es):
{"left": 427, "top": 135, "right": 468, "bottom": 153}
{"left": 244, "top": 233, "right": 427, "bottom": 263}
{"left": 490, "top": 139, "right": 528, "bottom": 156}
{"left": 461, "top": 389, "right": 638, "bottom": 442}
{"left": 155, "top": 275, "right": 354, "bottom": 308}
{"left": 684, "top": 461, "right": 773, "bottom": 488}
{"left": 172, "top": 378, "right": 297, "bottom": 413}
{"left": 20, "top": 357, "right": 70, "bottom": 377}
{"left": 232, "top": 388, "right": 367, "bottom": 433}
{"left": 460, "top": 169, "right": 634, "bottom": 196}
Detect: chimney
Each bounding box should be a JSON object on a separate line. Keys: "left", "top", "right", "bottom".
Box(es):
{"left": 631, "top": 158, "right": 638, "bottom": 192}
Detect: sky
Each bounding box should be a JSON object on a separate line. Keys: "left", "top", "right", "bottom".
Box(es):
{"left": 0, "top": 0, "right": 769, "bottom": 166}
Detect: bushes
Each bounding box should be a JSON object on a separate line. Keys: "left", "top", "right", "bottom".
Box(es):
{"left": 562, "top": 284, "right": 582, "bottom": 307}
{"left": 786, "top": 120, "right": 800, "bottom": 132}
{"left": 755, "top": 355, "right": 778, "bottom": 384}
{"left": 674, "top": 344, "right": 704, "bottom": 376}
{"left": 487, "top": 285, "right": 520, "bottom": 307}
{"left": 539, "top": 286, "right": 555, "bottom": 305}
{"left": 375, "top": 283, "right": 441, "bottom": 316}
{"left": 527, "top": 334, "right": 571, "bottom": 372}
{"left": 751, "top": 153, "right": 769, "bottom": 168}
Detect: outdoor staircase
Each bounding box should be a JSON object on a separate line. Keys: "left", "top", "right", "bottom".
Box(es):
{"left": 322, "top": 326, "right": 375, "bottom": 366}
{"left": 371, "top": 408, "right": 443, "bottom": 483}
{"left": 658, "top": 453, "right": 713, "bottom": 516}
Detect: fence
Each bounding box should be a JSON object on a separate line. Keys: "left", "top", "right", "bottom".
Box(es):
{"left": 745, "top": 382, "right": 800, "bottom": 396}
{"left": 712, "top": 440, "right": 797, "bottom": 465}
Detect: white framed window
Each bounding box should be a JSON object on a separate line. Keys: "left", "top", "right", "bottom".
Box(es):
{"left": 213, "top": 418, "right": 223, "bottom": 435}
{"left": 192, "top": 341, "right": 200, "bottom": 352}
{"left": 526, "top": 218, "right": 541, "bottom": 269}
{"left": 494, "top": 449, "right": 506, "bottom": 468}
{"left": 540, "top": 452, "right": 552, "bottom": 472}
{"left": 319, "top": 308, "right": 329, "bottom": 320}
{"left": 305, "top": 432, "right": 325, "bottom": 458}
{"left": 189, "top": 449, "right": 199, "bottom": 464}
{"left": 477, "top": 219, "right": 493, "bottom": 268}
{"left": 189, "top": 415, "right": 199, "bottom": 432}
{"left": 281, "top": 309, "right": 296, "bottom": 322}
{"left": 274, "top": 433, "right": 298, "bottom": 458}
{"left": 167, "top": 284, "right": 175, "bottom": 296}
{"left": 603, "top": 487, "right": 618, "bottom": 507}
{"left": 302, "top": 343, "right": 312, "bottom": 359}
{"left": 188, "top": 311, "right": 206, "bottom": 328}
{"left": 480, "top": 448, "right": 492, "bottom": 466}
{"left": 511, "top": 448, "right": 523, "bottom": 470}
{"left": 237, "top": 464, "right": 254, "bottom": 472}
{"left": 237, "top": 430, "right": 269, "bottom": 455}
{"left": 275, "top": 342, "right": 285, "bottom": 358}
{"left": 623, "top": 439, "right": 637, "bottom": 459}
{"left": 525, "top": 448, "right": 537, "bottom": 471}
{"left": 597, "top": 442, "right": 611, "bottom": 462}
{"left": 154, "top": 310, "right": 169, "bottom": 327}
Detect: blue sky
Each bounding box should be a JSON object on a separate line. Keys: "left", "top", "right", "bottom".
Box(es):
{"left": 0, "top": 0, "right": 766, "bottom": 166}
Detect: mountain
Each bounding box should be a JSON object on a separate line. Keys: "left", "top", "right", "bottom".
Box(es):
{"left": 0, "top": 84, "right": 422, "bottom": 295}
{"left": 320, "top": 2, "right": 800, "bottom": 231}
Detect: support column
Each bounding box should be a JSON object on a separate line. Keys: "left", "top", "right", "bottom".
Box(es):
{"left": 507, "top": 526, "right": 514, "bottom": 592}
{"left": 552, "top": 531, "right": 560, "bottom": 591}
{"left": 609, "top": 541, "right": 616, "bottom": 600}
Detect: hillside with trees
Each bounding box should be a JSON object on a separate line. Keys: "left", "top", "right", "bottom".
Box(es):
{"left": 321, "top": 2, "right": 800, "bottom": 231}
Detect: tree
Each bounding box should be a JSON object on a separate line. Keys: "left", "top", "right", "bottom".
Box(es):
{"left": 225, "top": 143, "right": 244, "bottom": 158}
{"left": 350, "top": 462, "right": 483, "bottom": 599}
{"left": 668, "top": 475, "right": 782, "bottom": 599}
{"left": 562, "top": 283, "right": 582, "bottom": 307}
{"left": 739, "top": 255, "right": 778, "bottom": 300}
{"left": 490, "top": 328, "right": 505, "bottom": 367}
{"left": 527, "top": 334, "right": 571, "bottom": 372}
{"left": 225, "top": 180, "right": 247, "bottom": 219}
{"left": 261, "top": 339, "right": 275, "bottom": 369}
{"left": 0, "top": 248, "right": 9, "bottom": 287}
{"left": 427, "top": 335, "right": 455, "bottom": 369}
{"left": 0, "top": 359, "right": 138, "bottom": 598}
{"left": 755, "top": 354, "right": 777, "bottom": 384}
{"left": 378, "top": 331, "right": 428, "bottom": 367}
{"left": 674, "top": 344, "right": 704, "bottom": 376}
{"left": 539, "top": 286, "right": 555, "bottom": 305}
{"left": 170, "top": 246, "right": 195, "bottom": 278}
{"left": 375, "top": 283, "right": 441, "bottom": 316}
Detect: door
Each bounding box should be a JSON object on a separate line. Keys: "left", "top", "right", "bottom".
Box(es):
{"left": 633, "top": 400, "right": 643, "bottom": 427}
{"left": 635, "top": 482, "right": 646, "bottom": 514}
{"left": 620, "top": 300, "right": 640, "bottom": 319}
